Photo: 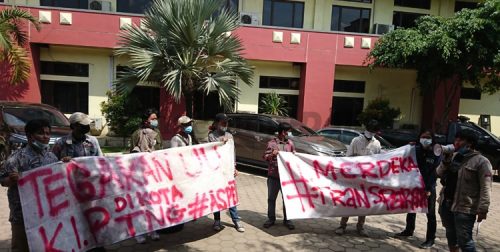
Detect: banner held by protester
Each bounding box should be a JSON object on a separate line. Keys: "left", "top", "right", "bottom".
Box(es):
{"left": 278, "top": 145, "right": 428, "bottom": 219}
{"left": 18, "top": 140, "right": 237, "bottom": 252}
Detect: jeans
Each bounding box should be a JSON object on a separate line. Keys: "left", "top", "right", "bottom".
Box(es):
{"left": 439, "top": 200, "right": 477, "bottom": 252}
{"left": 405, "top": 188, "right": 437, "bottom": 241}
{"left": 214, "top": 206, "right": 240, "bottom": 222}
{"left": 267, "top": 177, "right": 287, "bottom": 221}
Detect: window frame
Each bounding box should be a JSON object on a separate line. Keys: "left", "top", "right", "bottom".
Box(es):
{"left": 263, "top": 0, "right": 305, "bottom": 28}
{"left": 331, "top": 5, "right": 372, "bottom": 33}
{"left": 394, "top": 0, "right": 431, "bottom": 10}
{"left": 40, "top": 0, "right": 88, "bottom": 9}
{"left": 392, "top": 11, "right": 426, "bottom": 29}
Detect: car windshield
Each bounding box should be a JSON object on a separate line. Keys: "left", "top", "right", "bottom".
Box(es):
{"left": 2, "top": 107, "right": 69, "bottom": 127}
{"left": 275, "top": 118, "right": 317, "bottom": 136}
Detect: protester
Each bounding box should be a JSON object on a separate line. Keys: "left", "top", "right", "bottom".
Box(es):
{"left": 170, "top": 116, "right": 194, "bottom": 147}
{"left": 263, "top": 122, "right": 295, "bottom": 230}
{"left": 51, "top": 112, "right": 106, "bottom": 251}
{"left": 130, "top": 108, "right": 162, "bottom": 153}
{"left": 396, "top": 129, "right": 440, "bottom": 248}
{"left": 208, "top": 113, "right": 245, "bottom": 232}
{"left": 0, "top": 119, "right": 58, "bottom": 252}
{"left": 437, "top": 129, "right": 492, "bottom": 252}
{"left": 335, "top": 119, "right": 381, "bottom": 237}
{"left": 129, "top": 109, "right": 161, "bottom": 244}
{"left": 52, "top": 112, "right": 103, "bottom": 160}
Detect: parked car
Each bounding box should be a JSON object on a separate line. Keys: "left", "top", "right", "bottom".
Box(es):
{"left": 317, "top": 127, "right": 395, "bottom": 151}
{"left": 0, "top": 102, "right": 71, "bottom": 167}
{"left": 224, "top": 113, "right": 347, "bottom": 169}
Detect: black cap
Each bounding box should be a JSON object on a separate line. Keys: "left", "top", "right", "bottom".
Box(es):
{"left": 215, "top": 113, "right": 229, "bottom": 122}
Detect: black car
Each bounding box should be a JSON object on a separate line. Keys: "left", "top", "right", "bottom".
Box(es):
{"left": 0, "top": 102, "right": 71, "bottom": 167}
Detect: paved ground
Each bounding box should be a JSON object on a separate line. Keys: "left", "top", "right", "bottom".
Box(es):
{"left": 0, "top": 171, "right": 499, "bottom": 252}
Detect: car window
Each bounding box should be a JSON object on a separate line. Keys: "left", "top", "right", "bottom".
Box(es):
{"left": 275, "top": 118, "right": 317, "bottom": 136}
{"left": 259, "top": 118, "right": 278, "bottom": 135}
{"left": 2, "top": 107, "right": 69, "bottom": 127}
{"left": 231, "top": 117, "right": 258, "bottom": 131}
{"left": 319, "top": 130, "right": 341, "bottom": 140}
{"left": 340, "top": 131, "right": 359, "bottom": 145}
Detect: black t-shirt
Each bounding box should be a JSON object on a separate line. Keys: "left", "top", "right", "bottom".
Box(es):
{"left": 443, "top": 154, "right": 464, "bottom": 201}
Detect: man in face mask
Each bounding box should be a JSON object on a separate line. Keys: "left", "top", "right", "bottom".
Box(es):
{"left": 170, "top": 116, "right": 194, "bottom": 148}
{"left": 1, "top": 119, "right": 58, "bottom": 252}
{"left": 437, "top": 129, "right": 492, "bottom": 252}
{"left": 52, "top": 112, "right": 103, "bottom": 161}
{"left": 335, "top": 119, "right": 381, "bottom": 237}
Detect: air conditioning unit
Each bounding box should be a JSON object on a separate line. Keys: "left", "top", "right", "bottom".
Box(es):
{"left": 88, "top": 0, "right": 112, "bottom": 11}
{"left": 240, "top": 12, "right": 259, "bottom": 25}
{"left": 373, "top": 23, "right": 395, "bottom": 35}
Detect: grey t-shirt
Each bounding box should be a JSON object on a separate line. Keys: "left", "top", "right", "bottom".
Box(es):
{"left": 170, "top": 134, "right": 192, "bottom": 148}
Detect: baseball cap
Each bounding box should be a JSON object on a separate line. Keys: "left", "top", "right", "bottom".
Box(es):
{"left": 215, "top": 113, "right": 230, "bottom": 122}
{"left": 69, "top": 112, "right": 92, "bottom": 126}
{"left": 178, "top": 116, "right": 193, "bottom": 125}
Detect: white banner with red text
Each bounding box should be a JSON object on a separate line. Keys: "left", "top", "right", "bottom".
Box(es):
{"left": 278, "top": 145, "right": 428, "bottom": 219}
{"left": 19, "top": 140, "right": 237, "bottom": 252}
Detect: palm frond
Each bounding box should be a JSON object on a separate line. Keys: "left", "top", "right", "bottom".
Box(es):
{"left": 6, "top": 45, "right": 30, "bottom": 84}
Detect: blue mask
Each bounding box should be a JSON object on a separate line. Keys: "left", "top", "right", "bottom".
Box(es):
{"left": 184, "top": 126, "right": 193, "bottom": 134}
{"left": 32, "top": 140, "right": 49, "bottom": 151}
{"left": 150, "top": 119, "right": 158, "bottom": 128}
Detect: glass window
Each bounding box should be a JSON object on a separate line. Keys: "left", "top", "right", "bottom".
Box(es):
{"left": 319, "top": 129, "right": 341, "bottom": 140}
{"left": 460, "top": 88, "right": 481, "bottom": 100}
{"left": 334, "top": 80, "right": 365, "bottom": 93}
{"left": 340, "top": 131, "right": 359, "bottom": 145}
{"left": 331, "top": 6, "right": 371, "bottom": 33}
{"left": 263, "top": 0, "right": 304, "bottom": 28}
{"left": 393, "top": 11, "right": 425, "bottom": 28}
{"left": 259, "top": 76, "right": 300, "bottom": 90}
{"left": 40, "top": 0, "right": 88, "bottom": 9}
{"left": 394, "top": 0, "right": 431, "bottom": 9}
{"left": 117, "top": 0, "right": 153, "bottom": 14}
{"left": 41, "top": 61, "right": 89, "bottom": 77}
{"left": 332, "top": 97, "right": 364, "bottom": 126}
{"left": 258, "top": 118, "right": 278, "bottom": 135}
{"left": 225, "top": 0, "right": 239, "bottom": 11}
{"left": 41, "top": 80, "right": 89, "bottom": 114}
{"left": 232, "top": 117, "right": 259, "bottom": 131}
{"left": 455, "top": 1, "right": 478, "bottom": 12}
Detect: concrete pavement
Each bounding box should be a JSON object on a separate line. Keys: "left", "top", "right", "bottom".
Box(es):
{"left": 0, "top": 172, "right": 499, "bottom": 252}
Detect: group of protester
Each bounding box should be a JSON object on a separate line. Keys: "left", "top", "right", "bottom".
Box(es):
{"left": 0, "top": 108, "right": 493, "bottom": 252}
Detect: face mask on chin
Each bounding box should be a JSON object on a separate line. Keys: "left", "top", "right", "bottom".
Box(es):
{"left": 32, "top": 140, "right": 49, "bottom": 151}
{"left": 420, "top": 138, "right": 432, "bottom": 147}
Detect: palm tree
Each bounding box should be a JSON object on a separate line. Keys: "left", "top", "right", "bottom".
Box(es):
{"left": 115, "top": 0, "right": 254, "bottom": 116}
{"left": 0, "top": 8, "right": 41, "bottom": 84}
{"left": 259, "top": 92, "right": 289, "bottom": 116}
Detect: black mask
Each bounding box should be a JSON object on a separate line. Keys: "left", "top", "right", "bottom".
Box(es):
{"left": 81, "top": 125, "right": 91, "bottom": 134}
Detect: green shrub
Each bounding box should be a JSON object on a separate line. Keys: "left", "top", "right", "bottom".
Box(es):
{"left": 101, "top": 91, "right": 143, "bottom": 137}
{"left": 357, "top": 97, "right": 401, "bottom": 129}
{"left": 259, "top": 92, "right": 289, "bottom": 116}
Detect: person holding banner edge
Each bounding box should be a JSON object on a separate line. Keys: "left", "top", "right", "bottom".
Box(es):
{"left": 335, "top": 119, "right": 381, "bottom": 237}
{"left": 396, "top": 129, "right": 440, "bottom": 249}
{"left": 208, "top": 113, "right": 245, "bottom": 233}
{"left": 0, "top": 119, "right": 59, "bottom": 252}
{"left": 263, "top": 122, "right": 296, "bottom": 230}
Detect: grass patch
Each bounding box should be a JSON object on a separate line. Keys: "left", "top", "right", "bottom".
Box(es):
{"left": 101, "top": 146, "right": 128, "bottom": 153}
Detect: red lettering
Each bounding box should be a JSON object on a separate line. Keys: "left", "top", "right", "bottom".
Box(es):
{"left": 281, "top": 161, "right": 318, "bottom": 212}
{"left": 313, "top": 160, "right": 337, "bottom": 180}
{"left": 405, "top": 156, "right": 418, "bottom": 171}
{"left": 187, "top": 192, "right": 209, "bottom": 219}
{"left": 70, "top": 216, "right": 81, "bottom": 249}
{"left": 358, "top": 162, "right": 377, "bottom": 179}
{"left": 66, "top": 162, "right": 96, "bottom": 202}
{"left": 114, "top": 197, "right": 127, "bottom": 212}
{"left": 115, "top": 210, "right": 144, "bottom": 237}
{"left": 339, "top": 162, "right": 356, "bottom": 179}
{"left": 377, "top": 160, "right": 391, "bottom": 178}
{"left": 216, "top": 189, "right": 228, "bottom": 209}
{"left": 97, "top": 158, "right": 122, "bottom": 198}
{"left": 84, "top": 206, "right": 110, "bottom": 243}
{"left": 158, "top": 188, "right": 171, "bottom": 205}
{"left": 171, "top": 185, "right": 183, "bottom": 202}
{"left": 390, "top": 157, "right": 401, "bottom": 175}
{"left": 43, "top": 173, "right": 69, "bottom": 217}
{"left": 18, "top": 168, "right": 52, "bottom": 218}
{"left": 144, "top": 207, "right": 165, "bottom": 232}
{"left": 39, "top": 223, "right": 63, "bottom": 252}
{"left": 166, "top": 204, "right": 186, "bottom": 224}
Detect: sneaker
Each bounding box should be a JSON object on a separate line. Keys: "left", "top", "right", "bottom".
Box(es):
{"left": 334, "top": 227, "right": 346, "bottom": 235}
{"left": 395, "top": 230, "right": 414, "bottom": 237}
{"left": 263, "top": 219, "right": 275, "bottom": 228}
{"left": 357, "top": 229, "right": 369, "bottom": 237}
{"left": 135, "top": 235, "right": 146, "bottom": 244}
{"left": 234, "top": 221, "right": 245, "bottom": 232}
{"left": 213, "top": 220, "right": 223, "bottom": 231}
{"left": 149, "top": 231, "right": 160, "bottom": 241}
{"left": 420, "top": 240, "right": 435, "bottom": 249}
{"left": 284, "top": 220, "right": 295, "bottom": 230}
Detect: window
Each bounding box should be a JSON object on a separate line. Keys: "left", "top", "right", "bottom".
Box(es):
{"left": 259, "top": 76, "right": 300, "bottom": 90}
{"left": 394, "top": 0, "right": 431, "bottom": 9}
{"left": 331, "top": 6, "right": 371, "bottom": 33}
{"left": 332, "top": 97, "right": 364, "bottom": 126}
{"left": 455, "top": 1, "right": 478, "bottom": 12}
{"left": 334, "top": 80, "right": 365, "bottom": 93}
{"left": 41, "top": 80, "right": 88, "bottom": 114}
{"left": 460, "top": 87, "right": 481, "bottom": 100}
{"left": 117, "top": 0, "right": 153, "bottom": 14}
{"left": 393, "top": 11, "right": 425, "bottom": 28}
{"left": 340, "top": 131, "right": 359, "bottom": 145}
{"left": 319, "top": 129, "right": 341, "bottom": 140}
{"left": 258, "top": 118, "right": 278, "bottom": 135}
{"left": 225, "top": 0, "right": 239, "bottom": 11}
{"left": 341, "top": 0, "right": 372, "bottom": 3}
{"left": 41, "top": 61, "right": 89, "bottom": 77}
{"left": 263, "top": 0, "right": 304, "bottom": 28}
{"left": 258, "top": 94, "right": 299, "bottom": 119}
{"left": 231, "top": 117, "right": 259, "bottom": 131}
{"left": 40, "top": 0, "right": 88, "bottom": 9}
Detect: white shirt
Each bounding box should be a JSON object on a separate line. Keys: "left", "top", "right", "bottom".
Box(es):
{"left": 346, "top": 135, "right": 382, "bottom": 157}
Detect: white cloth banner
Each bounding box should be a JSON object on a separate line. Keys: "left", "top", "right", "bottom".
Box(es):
{"left": 19, "top": 140, "right": 237, "bottom": 252}
{"left": 278, "top": 145, "right": 428, "bottom": 219}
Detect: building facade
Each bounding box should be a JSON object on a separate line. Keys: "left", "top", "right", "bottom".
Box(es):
{"left": 0, "top": 0, "right": 498, "bottom": 138}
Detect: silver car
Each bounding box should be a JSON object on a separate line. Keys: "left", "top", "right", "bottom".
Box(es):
{"left": 227, "top": 113, "right": 347, "bottom": 169}
{"left": 318, "top": 127, "right": 395, "bottom": 151}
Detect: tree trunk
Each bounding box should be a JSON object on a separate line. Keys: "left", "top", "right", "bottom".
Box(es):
{"left": 185, "top": 92, "right": 194, "bottom": 118}
{"left": 436, "top": 78, "right": 460, "bottom": 133}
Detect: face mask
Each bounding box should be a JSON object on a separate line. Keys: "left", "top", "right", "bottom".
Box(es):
{"left": 420, "top": 138, "right": 432, "bottom": 147}
{"left": 457, "top": 146, "right": 470, "bottom": 155}
{"left": 219, "top": 126, "right": 228, "bottom": 132}
{"left": 364, "top": 131, "right": 374, "bottom": 139}
{"left": 150, "top": 119, "right": 159, "bottom": 128}
{"left": 81, "top": 125, "right": 91, "bottom": 134}
{"left": 32, "top": 140, "right": 49, "bottom": 151}
{"left": 287, "top": 131, "right": 293, "bottom": 137}
{"left": 184, "top": 126, "right": 193, "bottom": 134}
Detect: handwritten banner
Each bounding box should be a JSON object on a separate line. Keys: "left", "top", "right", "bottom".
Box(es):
{"left": 19, "top": 140, "right": 237, "bottom": 252}
{"left": 278, "top": 145, "right": 427, "bottom": 219}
